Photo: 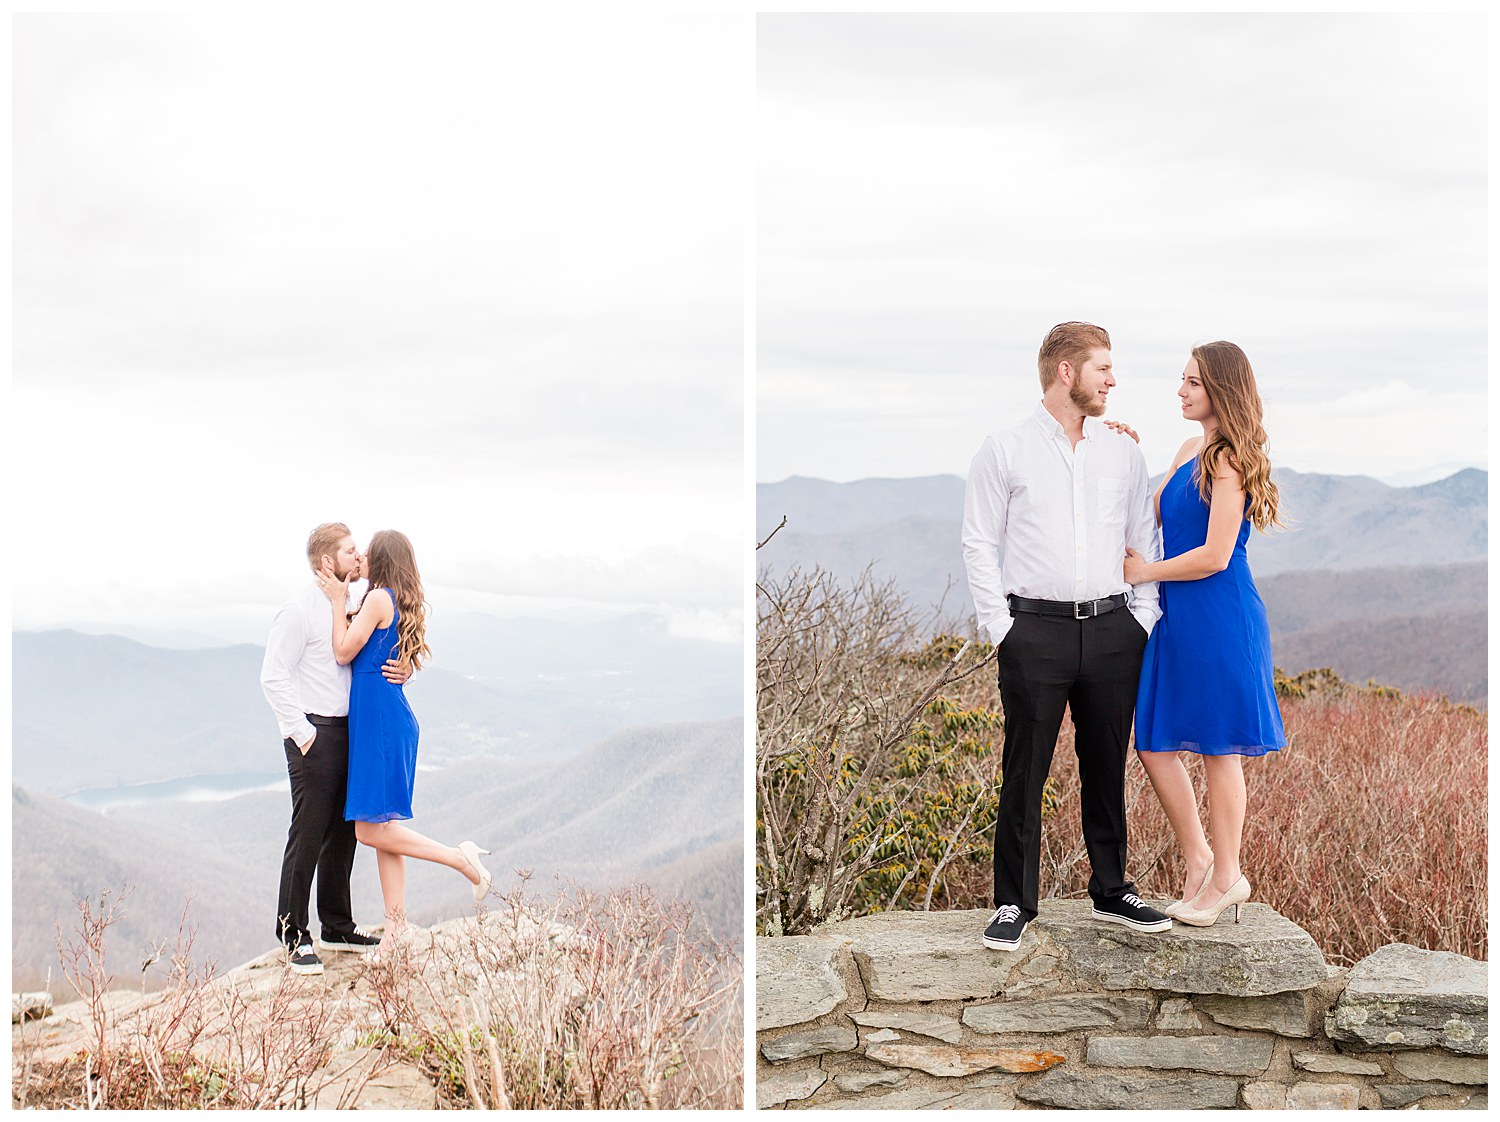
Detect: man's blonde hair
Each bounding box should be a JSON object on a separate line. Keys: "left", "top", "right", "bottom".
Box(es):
{"left": 305, "top": 522, "right": 352, "bottom": 571}
{"left": 1037, "top": 321, "right": 1111, "bottom": 390}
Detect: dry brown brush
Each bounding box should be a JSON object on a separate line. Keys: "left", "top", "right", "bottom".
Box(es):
{"left": 756, "top": 564, "right": 998, "bottom": 935}
{"left": 756, "top": 569, "right": 1487, "bottom": 966}
{"left": 15, "top": 881, "right": 742, "bottom": 1110}
{"left": 15, "top": 891, "right": 348, "bottom": 1109}
{"left": 362, "top": 880, "right": 742, "bottom": 1109}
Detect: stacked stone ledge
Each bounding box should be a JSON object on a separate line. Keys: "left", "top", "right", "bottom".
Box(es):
{"left": 755, "top": 901, "right": 1487, "bottom": 1110}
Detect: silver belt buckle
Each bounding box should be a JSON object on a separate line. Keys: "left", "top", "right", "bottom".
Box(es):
{"left": 1075, "top": 600, "right": 1091, "bottom": 620}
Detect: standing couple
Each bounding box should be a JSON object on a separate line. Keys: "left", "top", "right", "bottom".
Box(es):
{"left": 260, "top": 524, "right": 494, "bottom": 975}
{"left": 962, "top": 321, "right": 1286, "bottom": 951}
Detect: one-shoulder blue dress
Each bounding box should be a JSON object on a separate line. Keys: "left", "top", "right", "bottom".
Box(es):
{"left": 1134, "top": 460, "right": 1287, "bottom": 756}
{"left": 345, "top": 592, "right": 419, "bottom": 822}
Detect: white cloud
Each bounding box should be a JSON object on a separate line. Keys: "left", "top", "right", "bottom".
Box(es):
{"left": 13, "top": 12, "right": 746, "bottom": 635}
{"left": 756, "top": 12, "right": 1486, "bottom": 485}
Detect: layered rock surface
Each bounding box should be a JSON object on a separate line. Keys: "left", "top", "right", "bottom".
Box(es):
{"left": 757, "top": 902, "right": 1487, "bottom": 1110}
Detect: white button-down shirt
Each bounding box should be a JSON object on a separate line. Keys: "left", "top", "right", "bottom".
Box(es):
{"left": 260, "top": 581, "right": 352, "bottom": 747}
{"left": 962, "top": 402, "right": 1162, "bottom": 646}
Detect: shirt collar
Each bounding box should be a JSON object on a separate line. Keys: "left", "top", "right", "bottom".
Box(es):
{"left": 1032, "top": 400, "right": 1099, "bottom": 441}
{"left": 1032, "top": 401, "right": 1063, "bottom": 436}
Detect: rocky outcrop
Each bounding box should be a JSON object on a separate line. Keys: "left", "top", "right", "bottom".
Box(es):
{"left": 757, "top": 902, "right": 1487, "bottom": 1110}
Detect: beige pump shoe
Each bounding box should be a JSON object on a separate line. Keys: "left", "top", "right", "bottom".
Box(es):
{"left": 459, "top": 841, "right": 493, "bottom": 904}
{"left": 1174, "top": 874, "right": 1251, "bottom": 927}
{"left": 1164, "top": 861, "right": 1214, "bottom": 918}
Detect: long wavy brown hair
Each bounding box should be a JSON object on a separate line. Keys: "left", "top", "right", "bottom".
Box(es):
{"left": 1190, "top": 341, "right": 1283, "bottom": 532}
{"left": 361, "top": 530, "right": 432, "bottom": 673}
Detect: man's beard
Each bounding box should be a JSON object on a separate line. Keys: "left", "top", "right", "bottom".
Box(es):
{"left": 1069, "top": 378, "right": 1106, "bottom": 417}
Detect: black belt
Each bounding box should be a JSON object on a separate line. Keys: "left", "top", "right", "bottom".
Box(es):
{"left": 1008, "top": 593, "right": 1129, "bottom": 620}
{"left": 306, "top": 713, "right": 349, "bottom": 727}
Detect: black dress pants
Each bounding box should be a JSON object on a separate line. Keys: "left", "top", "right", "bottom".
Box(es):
{"left": 275, "top": 718, "right": 358, "bottom": 950}
{"left": 993, "top": 607, "right": 1149, "bottom": 919}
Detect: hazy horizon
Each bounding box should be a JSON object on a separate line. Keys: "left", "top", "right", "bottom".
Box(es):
{"left": 756, "top": 461, "right": 1487, "bottom": 489}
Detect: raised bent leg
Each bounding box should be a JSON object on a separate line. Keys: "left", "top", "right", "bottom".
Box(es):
{"left": 354, "top": 820, "right": 477, "bottom": 883}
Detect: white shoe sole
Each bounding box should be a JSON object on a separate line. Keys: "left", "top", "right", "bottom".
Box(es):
{"left": 317, "top": 940, "right": 376, "bottom": 954}
{"left": 982, "top": 936, "right": 1023, "bottom": 951}
{"left": 1092, "top": 907, "right": 1172, "bottom": 933}
{"left": 288, "top": 962, "right": 325, "bottom": 976}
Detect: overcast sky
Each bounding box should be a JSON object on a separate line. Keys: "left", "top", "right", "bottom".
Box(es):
{"left": 757, "top": 13, "right": 1487, "bottom": 486}
{"left": 14, "top": 12, "right": 744, "bottom": 644}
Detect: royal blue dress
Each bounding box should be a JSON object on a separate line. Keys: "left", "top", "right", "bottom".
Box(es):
{"left": 345, "top": 592, "right": 419, "bottom": 822}
{"left": 1134, "top": 460, "right": 1287, "bottom": 756}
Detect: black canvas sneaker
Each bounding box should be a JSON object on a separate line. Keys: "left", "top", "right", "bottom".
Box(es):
{"left": 288, "top": 943, "right": 325, "bottom": 975}
{"left": 1093, "top": 892, "right": 1173, "bottom": 933}
{"left": 319, "top": 928, "right": 380, "bottom": 954}
{"left": 982, "top": 904, "right": 1029, "bottom": 950}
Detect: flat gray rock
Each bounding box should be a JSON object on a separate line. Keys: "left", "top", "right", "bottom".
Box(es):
{"left": 1292, "top": 1050, "right": 1383, "bottom": 1075}
{"left": 756, "top": 1066, "right": 827, "bottom": 1109}
{"left": 1197, "top": 990, "right": 1315, "bottom": 1037}
{"left": 1087, "top": 1034, "right": 1274, "bottom": 1076}
{"left": 850, "top": 1010, "right": 963, "bottom": 1043}
{"left": 761, "top": 1024, "right": 858, "bottom": 1063}
{"left": 835, "top": 909, "right": 1019, "bottom": 1002}
{"left": 1391, "top": 1051, "right": 1488, "bottom": 1085}
{"left": 756, "top": 934, "right": 849, "bottom": 1030}
{"left": 1240, "top": 1080, "right": 1287, "bottom": 1109}
{"left": 1326, "top": 943, "right": 1486, "bottom": 1055}
{"left": 1043, "top": 901, "right": 1328, "bottom": 996}
{"left": 805, "top": 901, "right": 1328, "bottom": 1003}
{"left": 1018, "top": 1068, "right": 1240, "bottom": 1109}
{"left": 1374, "top": 1082, "right": 1462, "bottom": 1108}
{"left": 809, "top": 1086, "right": 979, "bottom": 1110}
{"left": 963, "top": 994, "right": 1152, "bottom": 1034}
{"left": 832, "top": 1069, "right": 908, "bottom": 1093}
{"left": 1286, "top": 1081, "right": 1360, "bottom": 1110}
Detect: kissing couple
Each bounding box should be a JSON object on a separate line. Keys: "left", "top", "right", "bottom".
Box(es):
{"left": 260, "top": 524, "right": 495, "bottom": 975}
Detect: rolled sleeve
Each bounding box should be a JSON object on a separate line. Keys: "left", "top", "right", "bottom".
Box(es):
{"left": 261, "top": 604, "right": 313, "bottom": 745}
{"left": 1125, "top": 450, "right": 1163, "bottom": 635}
{"left": 962, "top": 436, "right": 1014, "bottom": 646}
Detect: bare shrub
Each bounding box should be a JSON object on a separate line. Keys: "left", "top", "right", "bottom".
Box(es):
{"left": 17, "top": 880, "right": 740, "bottom": 1110}
{"left": 756, "top": 565, "right": 995, "bottom": 934}
{"left": 756, "top": 568, "right": 1486, "bottom": 967}
{"left": 365, "top": 880, "right": 742, "bottom": 1109}
{"left": 21, "top": 890, "right": 356, "bottom": 1109}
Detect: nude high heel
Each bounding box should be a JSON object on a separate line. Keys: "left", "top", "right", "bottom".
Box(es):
{"left": 1164, "top": 861, "right": 1214, "bottom": 918}
{"left": 459, "top": 841, "right": 493, "bottom": 904}
{"left": 1174, "top": 874, "right": 1251, "bottom": 927}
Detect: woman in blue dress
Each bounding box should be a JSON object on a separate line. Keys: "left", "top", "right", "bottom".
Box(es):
{"left": 1121, "top": 341, "right": 1286, "bottom": 928}
{"left": 317, "top": 529, "right": 492, "bottom": 947}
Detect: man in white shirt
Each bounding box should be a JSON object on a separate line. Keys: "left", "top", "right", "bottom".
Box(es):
{"left": 962, "top": 321, "right": 1171, "bottom": 951}
{"left": 260, "top": 522, "right": 404, "bottom": 975}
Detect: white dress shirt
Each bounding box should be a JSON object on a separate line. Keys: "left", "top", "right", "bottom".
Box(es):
{"left": 962, "top": 402, "right": 1163, "bottom": 647}
{"left": 260, "top": 581, "right": 352, "bottom": 747}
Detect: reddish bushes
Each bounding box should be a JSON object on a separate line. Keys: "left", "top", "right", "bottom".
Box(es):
{"left": 944, "top": 684, "right": 1487, "bottom": 966}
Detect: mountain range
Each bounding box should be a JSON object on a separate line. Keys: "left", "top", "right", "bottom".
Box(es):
{"left": 757, "top": 469, "right": 1487, "bottom": 704}
{"left": 13, "top": 612, "right": 740, "bottom": 797}
{"left": 11, "top": 614, "right": 742, "bottom": 990}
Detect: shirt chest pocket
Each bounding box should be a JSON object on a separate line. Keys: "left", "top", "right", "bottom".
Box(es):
{"left": 1096, "top": 477, "right": 1129, "bottom": 525}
